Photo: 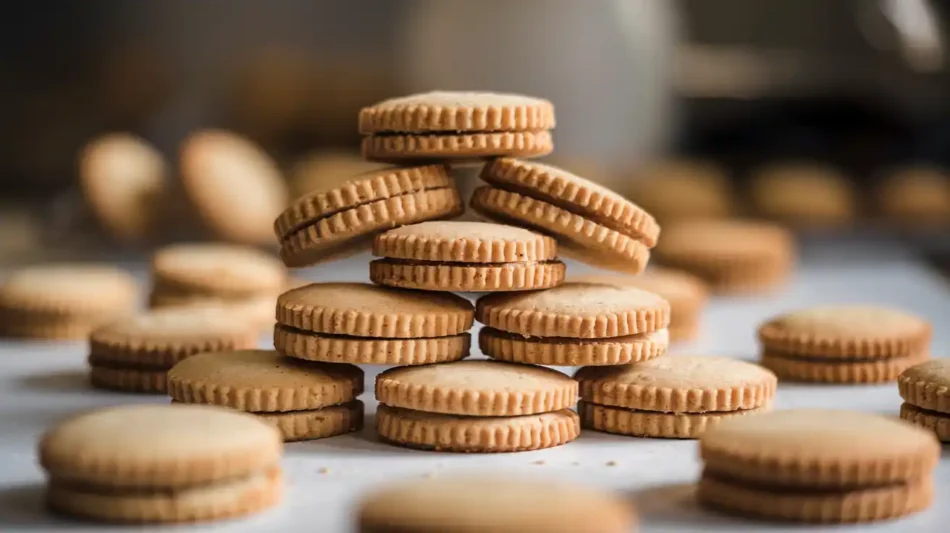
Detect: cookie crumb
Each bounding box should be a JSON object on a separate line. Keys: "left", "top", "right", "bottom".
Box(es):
{"left": 532, "top": 460, "right": 546, "bottom": 465}
{"left": 606, "top": 461, "right": 618, "bottom": 467}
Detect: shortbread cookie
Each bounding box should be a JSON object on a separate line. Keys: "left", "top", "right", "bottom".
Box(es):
{"left": 78, "top": 133, "right": 168, "bottom": 243}
{"left": 579, "top": 401, "right": 768, "bottom": 439}
{"left": 476, "top": 282, "right": 669, "bottom": 338}
{"left": 89, "top": 365, "right": 168, "bottom": 393}
{"left": 627, "top": 159, "right": 733, "bottom": 222}
{"left": 357, "top": 475, "right": 636, "bottom": 533}
{"left": 750, "top": 162, "right": 856, "bottom": 228}
{"left": 900, "top": 403, "right": 950, "bottom": 442}
{"left": 653, "top": 220, "right": 795, "bottom": 293}
{"left": 151, "top": 243, "right": 286, "bottom": 297}
{"left": 472, "top": 159, "right": 658, "bottom": 273}
{"left": 699, "top": 409, "right": 940, "bottom": 488}
{"left": 898, "top": 359, "right": 950, "bottom": 414}
{"left": 167, "top": 349, "right": 363, "bottom": 412}
{"left": 179, "top": 130, "right": 289, "bottom": 245}
{"left": 479, "top": 328, "right": 668, "bottom": 366}
{"left": 376, "top": 405, "right": 579, "bottom": 453}
{"left": 277, "top": 283, "right": 473, "bottom": 339}
{"left": 375, "top": 360, "right": 576, "bottom": 416}
{"left": 274, "top": 324, "right": 470, "bottom": 365}
{"left": 698, "top": 474, "right": 931, "bottom": 524}
{"left": 760, "top": 352, "right": 928, "bottom": 384}
{"left": 258, "top": 400, "right": 364, "bottom": 442}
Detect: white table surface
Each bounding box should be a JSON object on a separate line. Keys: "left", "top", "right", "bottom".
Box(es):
{"left": 0, "top": 241, "right": 948, "bottom": 533}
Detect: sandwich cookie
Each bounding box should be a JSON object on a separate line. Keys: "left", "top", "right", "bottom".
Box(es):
{"left": 288, "top": 150, "right": 389, "bottom": 198}
{"left": 898, "top": 359, "right": 950, "bottom": 441}
{"left": 476, "top": 282, "right": 670, "bottom": 366}
{"left": 627, "top": 158, "right": 734, "bottom": 223}
{"left": 168, "top": 349, "right": 364, "bottom": 441}
{"left": 39, "top": 404, "right": 283, "bottom": 523}
{"left": 472, "top": 158, "right": 659, "bottom": 273}
{"left": 275, "top": 283, "right": 473, "bottom": 366}
{"left": 88, "top": 307, "right": 259, "bottom": 393}
{"left": 357, "top": 475, "right": 637, "bottom": 533}
{"left": 0, "top": 264, "right": 138, "bottom": 340}
{"left": 576, "top": 356, "right": 776, "bottom": 439}
{"left": 359, "top": 91, "right": 555, "bottom": 161}
{"left": 654, "top": 220, "right": 795, "bottom": 294}
{"left": 750, "top": 162, "right": 856, "bottom": 229}
{"left": 371, "top": 221, "right": 565, "bottom": 292}
{"left": 569, "top": 268, "right": 708, "bottom": 342}
{"left": 275, "top": 165, "right": 463, "bottom": 267}
{"left": 697, "top": 409, "right": 939, "bottom": 523}
{"left": 757, "top": 306, "right": 931, "bottom": 384}
{"left": 375, "top": 360, "right": 578, "bottom": 452}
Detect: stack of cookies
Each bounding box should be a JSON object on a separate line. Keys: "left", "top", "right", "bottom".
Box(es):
{"left": 168, "top": 350, "right": 364, "bottom": 442}
{"left": 757, "top": 305, "right": 932, "bottom": 383}
{"left": 698, "top": 409, "right": 940, "bottom": 523}
{"left": 39, "top": 404, "right": 283, "bottom": 524}
{"left": 898, "top": 359, "right": 950, "bottom": 442}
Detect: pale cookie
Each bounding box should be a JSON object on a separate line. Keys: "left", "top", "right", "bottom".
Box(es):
{"left": 750, "top": 161, "right": 856, "bottom": 228}
{"left": 167, "top": 349, "right": 363, "bottom": 412}
{"left": 900, "top": 403, "right": 950, "bottom": 442}
{"left": 274, "top": 324, "right": 470, "bottom": 365}
{"left": 698, "top": 475, "right": 932, "bottom": 524}
{"left": 479, "top": 328, "right": 668, "bottom": 366}
{"left": 89, "top": 307, "right": 260, "bottom": 368}
{"left": 179, "top": 130, "right": 289, "bottom": 245}
{"left": 78, "top": 133, "right": 168, "bottom": 243}
{"left": 373, "top": 221, "right": 557, "bottom": 263}
{"left": 258, "top": 400, "right": 364, "bottom": 442}
{"left": 357, "top": 475, "right": 636, "bottom": 533}
{"left": 276, "top": 283, "right": 473, "bottom": 338}
{"left": 375, "top": 360, "right": 577, "bottom": 416}
{"left": 151, "top": 243, "right": 286, "bottom": 296}
{"left": 40, "top": 404, "right": 282, "bottom": 488}
{"left": 876, "top": 166, "right": 950, "bottom": 225}
{"left": 758, "top": 305, "right": 932, "bottom": 359}
{"left": 47, "top": 465, "right": 282, "bottom": 524}
{"left": 627, "top": 159, "right": 733, "bottom": 222}
{"left": 376, "top": 405, "right": 579, "bottom": 453}
{"left": 89, "top": 365, "right": 168, "bottom": 394}
{"left": 699, "top": 409, "right": 940, "bottom": 488}
{"left": 362, "top": 131, "right": 554, "bottom": 161}
{"left": 475, "top": 282, "right": 669, "bottom": 339}
{"left": 576, "top": 356, "right": 776, "bottom": 413}
{"left": 898, "top": 359, "right": 950, "bottom": 413}
{"left": 759, "top": 352, "right": 928, "bottom": 384}
{"left": 579, "top": 401, "right": 769, "bottom": 439}
{"left": 370, "top": 259, "right": 566, "bottom": 292}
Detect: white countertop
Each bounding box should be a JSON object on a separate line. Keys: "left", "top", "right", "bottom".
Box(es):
{"left": 0, "top": 241, "right": 948, "bottom": 533}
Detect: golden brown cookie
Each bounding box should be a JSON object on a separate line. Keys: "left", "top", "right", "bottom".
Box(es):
{"left": 375, "top": 360, "right": 576, "bottom": 416}
{"left": 750, "top": 161, "right": 856, "bottom": 228}
{"left": 274, "top": 324, "right": 470, "bottom": 366}
{"left": 288, "top": 150, "right": 390, "bottom": 198}
{"left": 627, "top": 158, "right": 733, "bottom": 223}
{"left": 362, "top": 131, "right": 553, "bottom": 161}
{"left": 479, "top": 327, "right": 668, "bottom": 366}
{"left": 876, "top": 166, "right": 950, "bottom": 226}
{"left": 579, "top": 401, "right": 768, "bottom": 439}
{"left": 257, "top": 400, "right": 364, "bottom": 442}
{"left": 376, "top": 405, "right": 579, "bottom": 453}
{"left": 359, "top": 92, "right": 555, "bottom": 134}
{"left": 900, "top": 403, "right": 950, "bottom": 442}
{"left": 151, "top": 243, "right": 286, "bottom": 296}
{"left": 89, "top": 365, "right": 168, "bottom": 394}
{"left": 898, "top": 359, "right": 950, "bottom": 414}
{"left": 760, "top": 351, "right": 928, "bottom": 384}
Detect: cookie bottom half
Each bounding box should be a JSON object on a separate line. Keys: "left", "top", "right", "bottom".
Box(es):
{"left": 579, "top": 401, "right": 768, "bottom": 439}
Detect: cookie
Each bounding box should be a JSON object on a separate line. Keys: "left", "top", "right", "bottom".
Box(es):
{"left": 876, "top": 166, "right": 950, "bottom": 226}
{"left": 89, "top": 365, "right": 168, "bottom": 394}
{"left": 475, "top": 282, "right": 669, "bottom": 339}
{"left": 760, "top": 351, "right": 928, "bottom": 384}
{"left": 750, "top": 162, "right": 856, "bottom": 228}
{"left": 78, "top": 133, "right": 168, "bottom": 243}
{"left": 699, "top": 409, "right": 940, "bottom": 488}
{"left": 276, "top": 283, "right": 473, "bottom": 339}
{"left": 653, "top": 220, "right": 795, "bottom": 293}
{"left": 370, "top": 221, "right": 565, "bottom": 291}
{"left": 472, "top": 158, "right": 658, "bottom": 273}
{"left": 288, "top": 149, "right": 389, "bottom": 198}
{"left": 363, "top": 132, "right": 554, "bottom": 161}
{"left": 627, "top": 159, "right": 733, "bottom": 222}
{"left": 898, "top": 359, "right": 950, "bottom": 413}
{"left": 375, "top": 360, "right": 576, "bottom": 416}
{"left": 151, "top": 243, "right": 286, "bottom": 297}
{"left": 357, "top": 475, "right": 636, "bottom": 533}
{"left": 258, "top": 400, "right": 364, "bottom": 442}
{"left": 479, "top": 327, "right": 668, "bottom": 366}
{"left": 376, "top": 405, "right": 579, "bottom": 453}
{"left": 274, "top": 324, "right": 470, "bottom": 366}
{"left": 179, "top": 130, "right": 289, "bottom": 245}
{"left": 167, "top": 349, "right": 363, "bottom": 412}
{"left": 579, "top": 401, "right": 768, "bottom": 439}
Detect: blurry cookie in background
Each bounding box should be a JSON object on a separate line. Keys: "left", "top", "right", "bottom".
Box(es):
{"left": 750, "top": 161, "right": 856, "bottom": 230}
{"left": 876, "top": 166, "right": 950, "bottom": 228}
{"left": 627, "top": 158, "right": 734, "bottom": 223}
{"left": 289, "top": 150, "right": 389, "bottom": 199}
{"left": 78, "top": 133, "right": 168, "bottom": 244}
{"left": 179, "top": 130, "right": 289, "bottom": 246}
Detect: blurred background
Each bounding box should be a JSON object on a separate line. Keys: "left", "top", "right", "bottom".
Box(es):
{"left": 1, "top": 0, "right": 949, "bottom": 267}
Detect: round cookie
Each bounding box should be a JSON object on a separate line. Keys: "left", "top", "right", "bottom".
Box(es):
{"left": 274, "top": 324, "right": 470, "bottom": 365}
{"left": 276, "top": 283, "right": 473, "bottom": 338}
{"left": 363, "top": 131, "right": 553, "bottom": 161}
{"left": 375, "top": 360, "right": 577, "bottom": 416}
{"left": 475, "top": 282, "right": 669, "bottom": 339}
{"left": 699, "top": 409, "right": 941, "bottom": 488}
{"left": 760, "top": 352, "right": 928, "bottom": 384}
{"left": 167, "top": 349, "right": 363, "bottom": 412}
{"left": 627, "top": 159, "right": 733, "bottom": 222}
{"left": 357, "top": 475, "right": 636, "bottom": 533}
{"left": 89, "top": 365, "right": 169, "bottom": 394}
{"left": 358, "top": 92, "right": 556, "bottom": 134}
{"left": 288, "top": 150, "right": 389, "bottom": 198}
{"left": 375, "top": 405, "right": 579, "bottom": 453}
{"left": 258, "top": 400, "right": 364, "bottom": 442}
{"left": 898, "top": 359, "right": 950, "bottom": 413}
{"left": 479, "top": 328, "right": 668, "bottom": 366}
{"left": 579, "top": 401, "right": 768, "bottom": 440}
{"left": 876, "top": 166, "right": 950, "bottom": 225}
{"left": 370, "top": 259, "right": 566, "bottom": 292}
{"left": 151, "top": 243, "right": 286, "bottom": 296}
{"left": 750, "top": 162, "right": 856, "bottom": 228}
{"left": 39, "top": 404, "right": 282, "bottom": 488}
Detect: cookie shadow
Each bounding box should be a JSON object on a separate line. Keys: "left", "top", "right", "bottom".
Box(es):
{"left": 17, "top": 370, "right": 89, "bottom": 394}
{"left": 0, "top": 483, "right": 84, "bottom": 530}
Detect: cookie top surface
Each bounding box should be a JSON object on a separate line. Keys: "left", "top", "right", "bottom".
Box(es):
{"left": 0, "top": 264, "right": 138, "bottom": 315}
{"left": 758, "top": 305, "right": 931, "bottom": 358}
{"left": 655, "top": 220, "right": 793, "bottom": 259}
{"left": 39, "top": 404, "right": 281, "bottom": 488}
{"left": 575, "top": 356, "right": 776, "bottom": 412}
{"left": 152, "top": 243, "right": 286, "bottom": 295}
{"left": 898, "top": 359, "right": 950, "bottom": 413}
{"left": 276, "top": 282, "right": 474, "bottom": 338}
{"left": 91, "top": 306, "right": 257, "bottom": 344}
{"left": 179, "top": 130, "right": 288, "bottom": 245}
{"left": 628, "top": 159, "right": 732, "bottom": 220}
{"left": 899, "top": 358, "right": 950, "bottom": 388}
{"left": 476, "top": 282, "right": 669, "bottom": 338}
{"left": 373, "top": 221, "right": 557, "bottom": 263}
{"left": 358, "top": 91, "right": 555, "bottom": 134}
{"left": 358, "top": 475, "right": 635, "bottom": 533}
{"left": 481, "top": 158, "right": 659, "bottom": 247}
{"left": 376, "top": 360, "right": 577, "bottom": 416}
{"left": 569, "top": 268, "right": 707, "bottom": 307}
{"left": 289, "top": 150, "right": 390, "bottom": 198}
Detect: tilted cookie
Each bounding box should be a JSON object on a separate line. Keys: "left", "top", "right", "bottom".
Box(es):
{"left": 898, "top": 359, "right": 950, "bottom": 441}
{"left": 151, "top": 243, "right": 287, "bottom": 297}
{"left": 472, "top": 159, "right": 659, "bottom": 273}
{"left": 371, "top": 221, "right": 565, "bottom": 292}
